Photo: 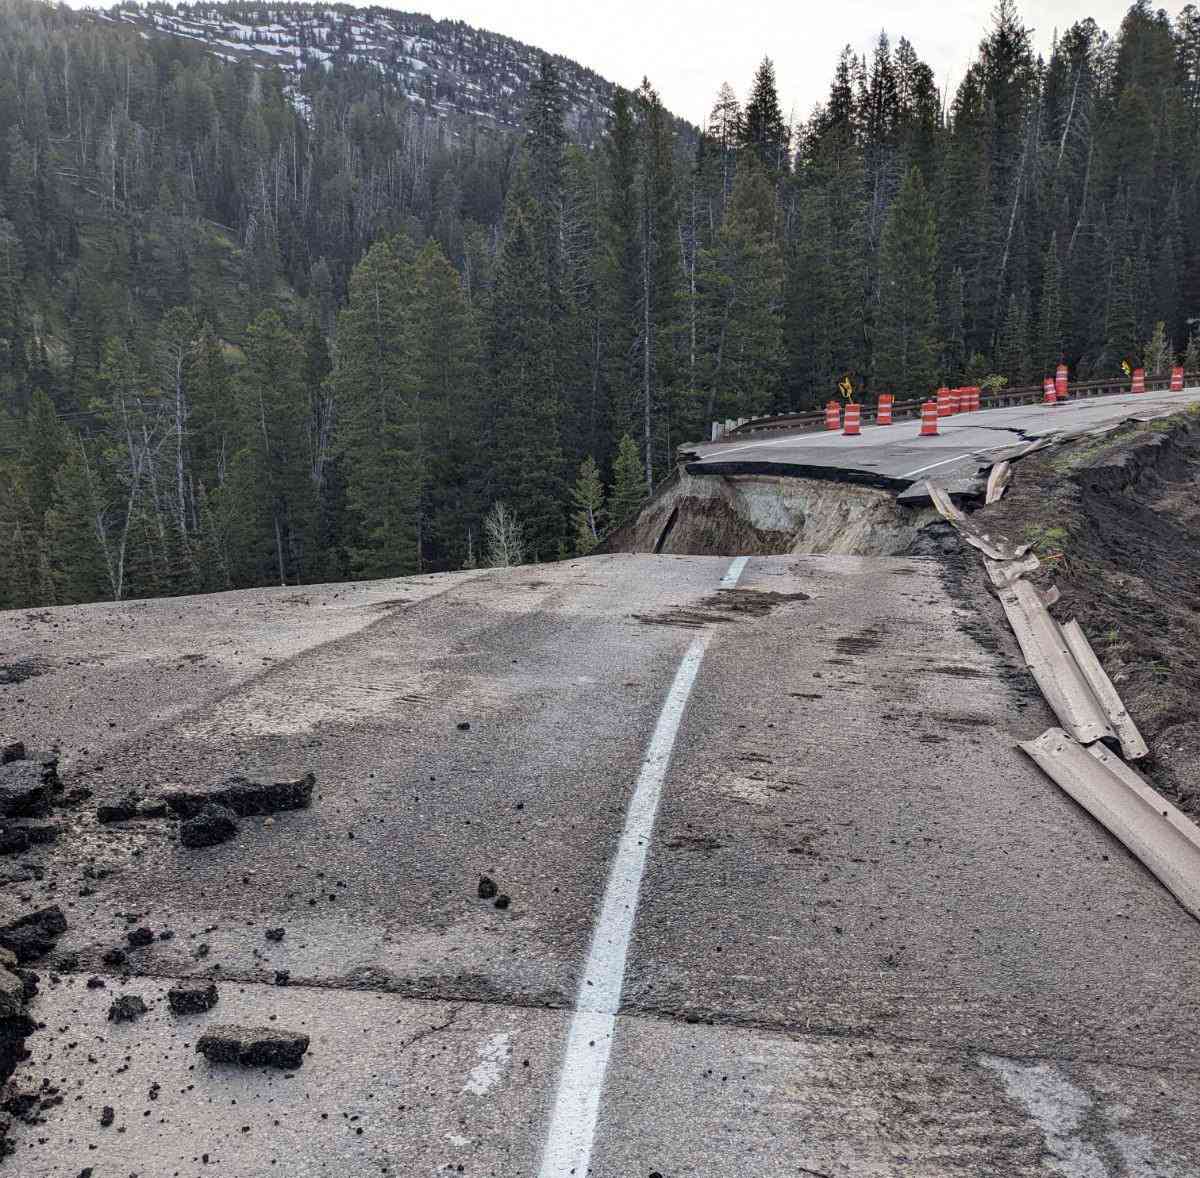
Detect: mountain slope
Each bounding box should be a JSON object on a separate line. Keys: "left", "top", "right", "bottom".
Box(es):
{"left": 98, "top": 2, "right": 621, "bottom": 142}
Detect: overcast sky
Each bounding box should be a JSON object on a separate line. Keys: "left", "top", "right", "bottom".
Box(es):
{"left": 358, "top": 0, "right": 1186, "bottom": 124}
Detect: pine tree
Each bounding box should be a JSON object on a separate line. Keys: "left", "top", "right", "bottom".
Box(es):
{"left": 699, "top": 161, "right": 783, "bottom": 421}
{"left": 1035, "top": 233, "right": 1064, "bottom": 376}
{"left": 1105, "top": 256, "right": 1139, "bottom": 369}
{"left": 1143, "top": 321, "right": 1172, "bottom": 376}
{"left": 740, "top": 58, "right": 790, "bottom": 173}
{"left": 609, "top": 434, "right": 645, "bottom": 527}
{"left": 21, "top": 389, "right": 67, "bottom": 526}
{"left": 44, "top": 441, "right": 110, "bottom": 604}
{"left": 411, "top": 239, "right": 482, "bottom": 569}
{"left": 240, "top": 310, "right": 319, "bottom": 585}
{"left": 486, "top": 172, "right": 565, "bottom": 561}
{"left": 571, "top": 456, "right": 606, "bottom": 555}
{"left": 1185, "top": 330, "right": 1200, "bottom": 376}
{"left": 997, "top": 293, "right": 1031, "bottom": 384}
{"left": 874, "top": 167, "right": 940, "bottom": 398}
{"left": 333, "top": 236, "right": 423, "bottom": 579}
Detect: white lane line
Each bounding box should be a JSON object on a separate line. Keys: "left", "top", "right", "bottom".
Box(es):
{"left": 537, "top": 555, "right": 749, "bottom": 1178}
{"left": 901, "top": 452, "right": 974, "bottom": 479}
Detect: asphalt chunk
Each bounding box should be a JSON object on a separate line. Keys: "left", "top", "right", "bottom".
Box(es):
{"left": 0, "top": 906, "right": 67, "bottom": 963}
{"left": 96, "top": 797, "right": 139, "bottom": 824}
{"left": 197, "top": 1025, "right": 309, "bottom": 1070}
{"left": 179, "top": 803, "right": 239, "bottom": 848}
{"left": 167, "top": 981, "right": 219, "bottom": 1015}
{"left": 162, "top": 773, "right": 315, "bottom": 819}
{"left": 107, "top": 994, "right": 147, "bottom": 1022}
{"left": 0, "top": 762, "right": 52, "bottom": 818}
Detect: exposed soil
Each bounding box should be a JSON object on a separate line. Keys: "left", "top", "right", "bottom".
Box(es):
{"left": 633, "top": 588, "right": 810, "bottom": 629}
{"left": 973, "top": 409, "right": 1200, "bottom": 818}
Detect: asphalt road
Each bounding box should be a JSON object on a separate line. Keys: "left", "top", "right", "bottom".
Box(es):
{"left": 685, "top": 387, "right": 1200, "bottom": 488}
{"left": 2, "top": 554, "right": 1199, "bottom": 1176}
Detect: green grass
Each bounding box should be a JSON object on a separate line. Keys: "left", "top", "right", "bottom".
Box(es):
{"left": 1024, "top": 523, "right": 1071, "bottom": 556}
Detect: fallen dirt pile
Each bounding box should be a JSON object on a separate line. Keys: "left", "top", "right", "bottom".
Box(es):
{"left": 603, "top": 469, "right": 938, "bottom": 557}
{"left": 976, "top": 409, "right": 1200, "bottom": 819}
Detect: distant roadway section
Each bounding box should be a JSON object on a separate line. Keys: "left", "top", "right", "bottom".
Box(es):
{"left": 684, "top": 387, "right": 1200, "bottom": 490}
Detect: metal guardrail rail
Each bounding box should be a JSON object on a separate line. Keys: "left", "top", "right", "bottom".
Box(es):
{"left": 712, "top": 372, "right": 1200, "bottom": 441}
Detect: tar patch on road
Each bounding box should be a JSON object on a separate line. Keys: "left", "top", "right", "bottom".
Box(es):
{"left": 0, "top": 659, "right": 45, "bottom": 686}
{"left": 633, "top": 588, "right": 810, "bottom": 629}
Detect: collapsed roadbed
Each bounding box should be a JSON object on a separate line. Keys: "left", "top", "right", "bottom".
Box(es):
{"left": 975, "top": 408, "right": 1200, "bottom": 822}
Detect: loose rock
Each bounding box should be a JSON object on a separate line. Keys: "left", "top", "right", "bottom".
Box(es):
{"left": 478, "top": 876, "right": 498, "bottom": 900}
{"left": 264, "top": 927, "right": 285, "bottom": 942}
{"left": 0, "top": 968, "right": 25, "bottom": 1018}
{"left": 0, "top": 827, "right": 30, "bottom": 856}
{"left": 179, "top": 803, "right": 239, "bottom": 848}
{"left": 96, "top": 797, "right": 139, "bottom": 824}
{"left": 101, "top": 947, "right": 127, "bottom": 968}
{"left": 167, "top": 980, "right": 218, "bottom": 1015}
{"left": 196, "top": 1025, "right": 309, "bottom": 1070}
{"left": 494, "top": 895, "right": 511, "bottom": 910}
{"left": 0, "top": 742, "right": 25, "bottom": 765}
{"left": 162, "top": 773, "right": 315, "bottom": 819}
{"left": 0, "top": 906, "right": 67, "bottom": 963}
{"left": 0, "top": 762, "right": 51, "bottom": 819}
{"left": 107, "top": 994, "right": 147, "bottom": 1022}
{"left": 99, "top": 1106, "right": 114, "bottom": 1128}
{"left": 126, "top": 927, "right": 154, "bottom": 948}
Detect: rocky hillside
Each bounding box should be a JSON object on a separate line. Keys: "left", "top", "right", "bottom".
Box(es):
{"left": 97, "top": 2, "right": 619, "bottom": 141}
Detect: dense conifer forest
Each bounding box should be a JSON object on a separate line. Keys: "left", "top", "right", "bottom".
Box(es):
{"left": 1, "top": 0, "right": 1198, "bottom": 605}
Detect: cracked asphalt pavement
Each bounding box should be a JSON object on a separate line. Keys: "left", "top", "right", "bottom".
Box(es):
{"left": 1, "top": 553, "right": 1198, "bottom": 1176}
{"left": 685, "top": 386, "right": 1200, "bottom": 488}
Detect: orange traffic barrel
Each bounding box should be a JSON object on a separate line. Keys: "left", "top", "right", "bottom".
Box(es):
{"left": 919, "top": 400, "right": 939, "bottom": 436}
{"left": 843, "top": 403, "right": 861, "bottom": 436}
{"left": 877, "top": 393, "right": 893, "bottom": 425}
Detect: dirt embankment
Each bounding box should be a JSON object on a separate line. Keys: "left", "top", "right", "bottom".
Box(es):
{"left": 602, "top": 469, "right": 939, "bottom": 557}
{"left": 978, "top": 409, "right": 1200, "bottom": 818}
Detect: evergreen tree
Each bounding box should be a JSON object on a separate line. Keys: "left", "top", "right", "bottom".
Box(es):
{"left": 486, "top": 172, "right": 565, "bottom": 561}
{"left": 45, "top": 441, "right": 111, "bottom": 603}
{"left": 698, "top": 161, "right": 784, "bottom": 420}
{"left": 333, "top": 237, "right": 423, "bottom": 579}
{"left": 1105, "top": 257, "right": 1139, "bottom": 369}
{"left": 997, "top": 292, "right": 1031, "bottom": 384}
{"left": 1035, "top": 233, "right": 1064, "bottom": 376}
{"left": 740, "top": 58, "right": 790, "bottom": 173}
{"left": 239, "top": 310, "right": 319, "bottom": 584}
{"left": 609, "top": 434, "right": 645, "bottom": 527}
{"left": 571, "top": 456, "right": 606, "bottom": 555}
{"left": 411, "top": 240, "right": 482, "bottom": 569}
{"left": 874, "top": 167, "right": 940, "bottom": 398}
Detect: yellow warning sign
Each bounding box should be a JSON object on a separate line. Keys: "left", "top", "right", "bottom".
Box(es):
{"left": 838, "top": 376, "right": 854, "bottom": 401}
